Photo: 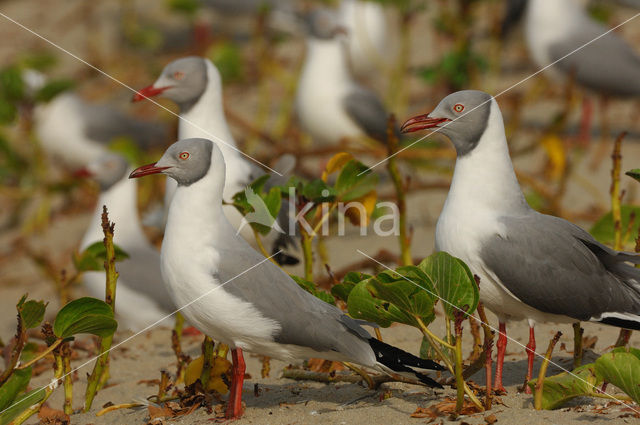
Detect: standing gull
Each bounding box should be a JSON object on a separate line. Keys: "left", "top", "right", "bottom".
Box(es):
{"left": 296, "top": 9, "right": 398, "bottom": 146}
{"left": 133, "top": 57, "right": 297, "bottom": 263}
{"left": 401, "top": 90, "right": 640, "bottom": 391}
{"left": 129, "top": 138, "right": 444, "bottom": 419}
{"left": 77, "top": 154, "right": 174, "bottom": 331}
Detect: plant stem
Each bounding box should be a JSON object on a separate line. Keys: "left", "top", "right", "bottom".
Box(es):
{"left": 84, "top": 206, "right": 118, "bottom": 412}
{"left": 476, "top": 302, "right": 493, "bottom": 410}
{"left": 610, "top": 133, "right": 631, "bottom": 347}
{"left": 252, "top": 228, "right": 278, "bottom": 265}
{"left": 417, "top": 317, "right": 455, "bottom": 350}
{"left": 572, "top": 322, "right": 583, "bottom": 369}
{"left": 343, "top": 362, "right": 375, "bottom": 389}
{"left": 534, "top": 331, "right": 562, "bottom": 410}
{"left": 301, "top": 229, "right": 314, "bottom": 282}
{"left": 17, "top": 338, "right": 62, "bottom": 370}
{"left": 454, "top": 318, "right": 465, "bottom": 414}
{"left": 12, "top": 345, "right": 64, "bottom": 425}
{"left": 172, "top": 313, "right": 189, "bottom": 384}
{"left": 261, "top": 356, "right": 271, "bottom": 378}
{"left": 0, "top": 312, "right": 28, "bottom": 387}
{"left": 201, "top": 336, "right": 215, "bottom": 390}
{"left": 62, "top": 342, "right": 73, "bottom": 414}
{"left": 386, "top": 115, "right": 412, "bottom": 266}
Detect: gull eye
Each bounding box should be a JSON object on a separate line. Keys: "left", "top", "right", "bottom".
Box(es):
{"left": 453, "top": 103, "right": 464, "bottom": 113}
{"left": 173, "top": 71, "right": 184, "bottom": 80}
{"left": 179, "top": 151, "right": 190, "bottom": 160}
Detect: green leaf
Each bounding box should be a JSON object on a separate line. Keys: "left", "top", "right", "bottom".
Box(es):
{"left": 626, "top": 169, "right": 640, "bottom": 183}
{"left": 347, "top": 280, "right": 418, "bottom": 328}
{"left": 291, "top": 276, "right": 335, "bottom": 306}
{"left": 589, "top": 205, "right": 640, "bottom": 248}
{"left": 368, "top": 276, "right": 436, "bottom": 326}
{"left": 0, "top": 367, "right": 32, "bottom": 411}
{"left": 18, "top": 299, "right": 47, "bottom": 329}
{"left": 232, "top": 175, "right": 283, "bottom": 235}
{"left": 208, "top": 42, "right": 244, "bottom": 83}
{"left": 302, "top": 179, "right": 337, "bottom": 203}
{"left": 0, "top": 101, "right": 17, "bottom": 125}
{"left": 0, "top": 66, "right": 25, "bottom": 102}
{"left": 53, "top": 297, "right": 117, "bottom": 339}
{"left": 19, "top": 51, "right": 58, "bottom": 71}
{"left": 594, "top": 347, "right": 640, "bottom": 404}
{"left": 19, "top": 343, "right": 39, "bottom": 363}
{"left": 74, "top": 241, "right": 129, "bottom": 272}
{"left": 527, "top": 364, "right": 602, "bottom": 410}
{"left": 167, "top": 0, "right": 200, "bottom": 15}
{"left": 33, "top": 79, "right": 74, "bottom": 103}
{"left": 331, "top": 272, "right": 372, "bottom": 303}
{"left": 418, "top": 252, "right": 479, "bottom": 320}
{"left": 334, "top": 160, "right": 379, "bottom": 201}
{"left": 0, "top": 387, "right": 45, "bottom": 425}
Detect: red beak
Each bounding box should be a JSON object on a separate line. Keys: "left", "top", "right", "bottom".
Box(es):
{"left": 400, "top": 114, "right": 450, "bottom": 134}
{"left": 129, "top": 162, "right": 171, "bottom": 178}
{"left": 131, "top": 85, "right": 171, "bottom": 102}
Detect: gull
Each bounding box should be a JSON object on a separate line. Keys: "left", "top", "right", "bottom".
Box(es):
{"left": 296, "top": 9, "right": 398, "bottom": 146}
{"left": 28, "top": 68, "right": 166, "bottom": 170}
{"left": 77, "top": 153, "right": 174, "bottom": 331}
{"left": 132, "top": 57, "right": 297, "bottom": 263}
{"left": 337, "top": 0, "right": 388, "bottom": 78}
{"left": 129, "top": 138, "right": 444, "bottom": 419}
{"left": 401, "top": 90, "right": 640, "bottom": 391}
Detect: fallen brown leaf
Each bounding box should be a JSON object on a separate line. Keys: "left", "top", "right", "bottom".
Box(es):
{"left": 148, "top": 404, "right": 175, "bottom": 420}
{"left": 485, "top": 413, "right": 498, "bottom": 423}
{"left": 138, "top": 379, "right": 161, "bottom": 386}
{"left": 38, "top": 404, "right": 70, "bottom": 425}
{"left": 411, "top": 397, "right": 483, "bottom": 419}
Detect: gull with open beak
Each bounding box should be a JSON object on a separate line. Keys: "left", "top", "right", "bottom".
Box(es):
{"left": 402, "top": 90, "right": 640, "bottom": 392}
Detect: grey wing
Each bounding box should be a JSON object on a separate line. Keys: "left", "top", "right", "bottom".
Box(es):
{"left": 549, "top": 24, "right": 640, "bottom": 97}
{"left": 83, "top": 103, "right": 169, "bottom": 149}
{"left": 342, "top": 86, "right": 399, "bottom": 143}
{"left": 480, "top": 212, "right": 640, "bottom": 321}
{"left": 218, "top": 244, "right": 374, "bottom": 362}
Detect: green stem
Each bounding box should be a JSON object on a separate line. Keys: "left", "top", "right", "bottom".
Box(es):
{"left": 386, "top": 116, "right": 412, "bottom": 266}
{"left": 454, "top": 321, "right": 465, "bottom": 414}
{"left": 17, "top": 338, "right": 62, "bottom": 370}
{"left": 84, "top": 207, "right": 118, "bottom": 412}
{"left": 534, "top": 331, "right": 562, "bottom": 410}
{"left": 252, "top": 228, "right": 278, "bottom": 265}
{"left": 572, "top": 322, "right": 583, "bottom": 369}
{"left": 301, "top": 229, "right": 314, "bottom": 282}
{"left": 201, "top": 336, "right": 215, "bottom": 390}
{"left": 12, "top": 349, "right": 64, "bottom": 425}
{"left": 62, "top": 342, "right": 73, "bottom": 415}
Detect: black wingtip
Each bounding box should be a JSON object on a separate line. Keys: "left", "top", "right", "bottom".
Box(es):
{"left": 369, "top": 338, "right": 444, "bottom": 387}
{"left": 597, "top": 316, "right": 640, "bottom": 331}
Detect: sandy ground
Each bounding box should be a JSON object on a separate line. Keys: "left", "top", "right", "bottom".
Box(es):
{"left": 1, "top": 1, "right": 640, "bottom": 424}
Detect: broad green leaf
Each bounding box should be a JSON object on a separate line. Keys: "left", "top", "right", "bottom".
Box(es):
{"left": 302, "top": 179, "right": 337, "bottom": 203}
{"left": 208, "top": 42, "right": 244, "bottom": 83}
{"left": 0, "top": 66, "right": 24, "bottom": 102}
{"left": 347, "top": 280, "right": 416, "bottom": 327}
{"left": 594, "top": 347, "right": 640, "bottom": 404}
{"left": 368, "top": 278, "right": 436, "bottom": 326}
{"left": 0, "top": 387, "right": 45, "bottom": 425}
{"left": 18, "top": 299, "right": 47, "bottom": 329}
{"left": 291, "top": 276, "right": 335, "bottom": 306}
{"left": 419, "top": 252, "right": 478, "bottom": 320}
{"left": 527, "top": 364, "right": 601, "bottom": 410}
{"left": 232, "top": 174, "right": 271, "bottom": 215}
{"left": 73, "top": 241, "right": 130, "bottom": 272}
{"left": 331, "top": 272, "right": 371, "bottom": 303}
{"left": 589, "top": 205, "right": 640, "bottom": 248}
{"left": 0, "top": 367, "right": 32, "bottom": 411}
{"left": 53, "top": 297, "right": 117, "bottom": 339}
{"left": 626, "top": 169, "right": 640, "bottom": 183}
{"left": 334, "top": 160, "right": 379, "bottom": 201}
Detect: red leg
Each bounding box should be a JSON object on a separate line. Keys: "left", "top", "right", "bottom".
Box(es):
{"left": 494, "top": 322, "right": 507, "bottom": 392}
{"left": 524, "top": 325, "right": 536, "bottom": 394}
{"left": 225, "top": 348, "right": 245, "bottom": 420}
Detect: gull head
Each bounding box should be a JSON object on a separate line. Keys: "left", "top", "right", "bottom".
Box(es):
{"left": 132, "top": 56, "right": 208, "bottom": 106}
{"left": 75, "top": 153, "right": 128, "bottom": 190}
{"left": 401, "top": 90, "right": 493, "bottom": 156}
{"left": 305, "top": 9, "right": 347, "bottom": 40}
{"left": 129, "top": 138, "right": 214, "bottom": 186}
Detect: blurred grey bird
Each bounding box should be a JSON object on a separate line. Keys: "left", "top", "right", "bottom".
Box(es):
{"left": 77, "top": 153, "right": 175, "bottom": 331}
{"left": 296, "top": 8, "right": 399, "bottom": 146}
{"left": 402, "top": 90, "right": 640, "bottom": 392}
